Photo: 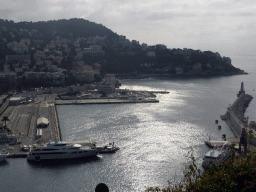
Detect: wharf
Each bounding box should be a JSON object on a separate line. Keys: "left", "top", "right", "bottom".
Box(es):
{"left": 0, "top": 94, "right": 60, "bottom": 157}
{"left": 55, "top": 98, "right": 159, "bottom": 105}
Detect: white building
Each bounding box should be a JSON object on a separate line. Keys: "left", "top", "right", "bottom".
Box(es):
{"left": 146, "top": 51, "right": 156, "bottom": 57}
{"left": 37, "top": 117, "right": 49, "bottom": 128}
{"left": 9, "top": 97, "right": 26, "bottom": 106}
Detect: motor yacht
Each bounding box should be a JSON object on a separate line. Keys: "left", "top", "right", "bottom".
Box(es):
{"left": 27, "top": 138, "right": 101, "bottom": 161}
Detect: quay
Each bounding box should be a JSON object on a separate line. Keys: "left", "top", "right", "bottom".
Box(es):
{"left": 0, "top": 89, "right": 161, "bottom": 158}
{"left": 56, "top": 98, "right": 158, "bottom": 105}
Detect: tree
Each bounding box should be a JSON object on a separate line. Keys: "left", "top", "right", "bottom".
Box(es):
{"left": 1, "top": 116, "right": 10, "bottom": 128}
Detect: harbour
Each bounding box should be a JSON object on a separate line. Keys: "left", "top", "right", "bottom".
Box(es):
{"left": 0, "top": 55, "right": 256, "bottom": 191}
{"left": 0, "top": 89, "right": 162, "bottom": 158}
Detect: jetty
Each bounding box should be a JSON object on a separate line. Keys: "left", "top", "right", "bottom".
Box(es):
{"left": 220, "top": 82, "right": 256, "bottom": 146}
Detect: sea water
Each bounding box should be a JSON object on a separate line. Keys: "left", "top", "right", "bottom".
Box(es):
{"left": 1, "top": 54, "right": 256, "bottom": 191}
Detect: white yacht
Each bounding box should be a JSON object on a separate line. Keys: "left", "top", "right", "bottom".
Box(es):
{"left": 27, "top": 138, "right": 101, "bottom": 161}
{"left": 202, "top": 142, "right": 232, "bottom": 170}
{"left": 0, "top": 149, "right": 9, "bottom": 161}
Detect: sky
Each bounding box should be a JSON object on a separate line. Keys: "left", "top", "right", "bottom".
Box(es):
{"left": 0, "top": 0, "right": 256, "bottom": 57}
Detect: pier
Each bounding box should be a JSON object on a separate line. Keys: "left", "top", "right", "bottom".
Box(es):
{"left": 221, "top": 82, "right": 256, "bottom": 145}
{"left": 55, "top": 98, "right": 159, "bottom": 105}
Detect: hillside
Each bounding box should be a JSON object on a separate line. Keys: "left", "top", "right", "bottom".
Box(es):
{"left": 0, "top": 18, "right": 118, "bottom": 39}
{"left": 0, "top": 18, "right": 247, "bottom": 93}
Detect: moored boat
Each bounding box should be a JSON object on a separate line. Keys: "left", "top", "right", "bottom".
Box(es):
{"left": 202, "top": 142, "right": 231, "bottom": 170}
{"left": 99, "top": 142, "right": 120, "bottom": 154}
{"left": 27, "top": 138, "right": 101, "bottom": 161}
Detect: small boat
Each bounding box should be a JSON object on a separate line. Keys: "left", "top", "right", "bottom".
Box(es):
{"left": 202, "top": 142, "right": 231, "bottom": 170}
{"left": 99, "top": 142, "right": 120, "bottom": 154}
{"left": 0, "top": 149, "right": 9, "bottom": 161}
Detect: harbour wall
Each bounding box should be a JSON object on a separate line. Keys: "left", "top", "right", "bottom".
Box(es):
{"left": 222, "top": 93, "right": 246, "bottom": 137}
{"left": 221, "top": 91, "right": 256, "bottom": 145}
{"left": 224, "top": 107, "right": 244, "bottom": 137}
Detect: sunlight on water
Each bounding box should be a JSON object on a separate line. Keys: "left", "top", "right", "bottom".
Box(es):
{"left": 2, "top": 56, "right": 256, "bottom": 192}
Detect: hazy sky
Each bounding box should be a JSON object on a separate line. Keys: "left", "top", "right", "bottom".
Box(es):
{"left": 0, "top": 0, "right": 256, "bottom": 56}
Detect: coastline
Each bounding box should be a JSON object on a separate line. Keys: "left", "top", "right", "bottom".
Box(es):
{"left": 116, "top": 71, "right": 248, "bottom": 80}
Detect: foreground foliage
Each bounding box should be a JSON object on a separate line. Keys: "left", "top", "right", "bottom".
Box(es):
{"left": 147, "top": 143, "right": 256, "bottom": 192}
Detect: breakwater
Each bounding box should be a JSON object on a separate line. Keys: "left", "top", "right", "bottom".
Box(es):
{"left": 221, "top": 83, "right": 253, "bottom": 138}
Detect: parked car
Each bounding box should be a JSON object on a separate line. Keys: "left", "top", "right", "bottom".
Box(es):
{"left": 8, "top": 140, "right": 21, "bottom": 145}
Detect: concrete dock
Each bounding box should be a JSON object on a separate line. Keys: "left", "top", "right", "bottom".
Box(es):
{"left": 55, "top": 98, "right": 159, "bottom": 105}
{"left": 0, "top": 94, "right": 60, "bottom": 157}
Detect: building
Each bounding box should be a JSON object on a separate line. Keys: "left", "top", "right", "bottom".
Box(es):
{"left": 7, "top": 41, "right": 29, "bottom": 54}
{"left": 3, "top": 64, "right": 10, "bottom": 72}
{"left": 54, "top": 55, "right": 62, "bottom": 64}
{"left": 0, "top": 132, "right": 17, "bottom": 143}
{"left": 22, "top": 63, "right": 30, "bottom": 71}
{"left": 146, "top": 51, "right": 156, "bottom": 57}
{"left": 9, "top": 97, "right": 26, "bottom": 106}
{"left": 20, "top": 38, "right": 31, "bottom": 46}
{"left": 37, "top": 117, "right": 49, "bottom": 128}
{"left": 98, "top": 74, "right": 117, "bottom": 93}
{"left": 15, "top": 68, "right": 22, "bottom": 73}
{"left": 35, "top": 60, "right": 44, "bottom": 66}
{"left": 34, "top": 51, "right": 46, "bottom": 60}
{"left": 0, "top": 72, "right": 17, "bottom": 83}
{"left": 77, "top": 45, "right": 105, "bottom": 59}
{"left": 6, "top": 55, "right": 31, "bottom": 64}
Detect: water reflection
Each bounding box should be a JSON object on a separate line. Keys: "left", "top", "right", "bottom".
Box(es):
{"left": 27, "top": 156, "right": 102, "bottom": 169}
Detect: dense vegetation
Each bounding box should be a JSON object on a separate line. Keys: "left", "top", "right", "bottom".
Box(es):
{"left": 0, "top": 18, "right": 118, "bottom": 40}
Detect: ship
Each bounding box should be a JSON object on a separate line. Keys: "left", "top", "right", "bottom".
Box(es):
{"left": 27, "top": 138, "right": 102, "bottom": 161}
